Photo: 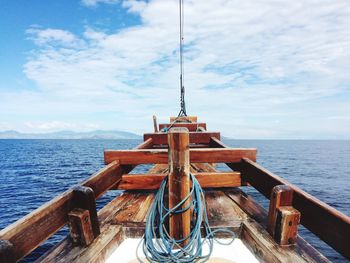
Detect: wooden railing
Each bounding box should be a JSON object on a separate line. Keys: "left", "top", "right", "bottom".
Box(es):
{"left": 209, "top": 136, "right": 350, "bottom": 260}
{"left": 0, "top": 139, "right": 152, "bottom": 262}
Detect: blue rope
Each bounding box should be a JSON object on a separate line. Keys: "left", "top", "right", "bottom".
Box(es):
{"left": 137, "top": 173, "right": 236, "bottom": 262}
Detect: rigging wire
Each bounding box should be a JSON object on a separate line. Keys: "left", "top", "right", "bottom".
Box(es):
{"left": 178, "top": 0, "right": 187, "bottom": 117}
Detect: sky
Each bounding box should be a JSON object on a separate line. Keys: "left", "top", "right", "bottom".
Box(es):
{"left": 0, "top": 0, "right": 350, "bottom": 139}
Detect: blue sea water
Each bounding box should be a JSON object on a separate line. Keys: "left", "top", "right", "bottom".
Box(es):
{"left": 0, "top": 139, "right": 349, "bottom": 262}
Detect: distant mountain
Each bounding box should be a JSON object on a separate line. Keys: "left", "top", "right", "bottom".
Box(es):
{"left": 0, "top": 130, "right": 141, "bottom": 139}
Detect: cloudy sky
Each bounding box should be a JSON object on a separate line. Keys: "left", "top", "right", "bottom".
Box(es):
{"left": 0, "top": 0, "right": 349, "bottom": 139}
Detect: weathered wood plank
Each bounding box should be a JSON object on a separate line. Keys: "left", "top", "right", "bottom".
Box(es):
{"left": 116, "top": 172, "right": 241, "bottom": 190}
{"left": 159, "top": 123, "right": 207, "bottom": 131}
{"left": 0, "top": 240, "right": 15, "bottom": 263}
{"left": 0, "top": 190, "right": 74, "bottom": 261}
{"left": 104, "top": 148, "right": 257, "bottom": 165}
{"left": 275, "top": 206, "right": 300, "bottom": 246}
{"left": 144, "top": 131, "right": 219, "bottom": 145}
{"left": 228, "top": 158, "right": 350, "bottom": 260}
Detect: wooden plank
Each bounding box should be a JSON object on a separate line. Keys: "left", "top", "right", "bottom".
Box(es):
{"left": 116, "top": 172, "right": 241, "bottom": 190}
{"left": 104, "top": 148, "right": 257, "bottom": 165}
{"left": 159, "top": 123, "right": 207, "bottom": 131}
{"left": 68, "top": 209, "right": 94, "bottom": 247}
{"left": 227, "top": 158, "right": 350, "bottom": 260}
{"left": 168, "top": 128, "right": 191, "bottom": 246}
{"left": 170, "top": 116, "right": 197, "bottom": 122}
{"left": 81, "top": 161, "right": 123, "bottom": 199}
{"left": 0, "top": 190, "right": 74, "bottom": 261}
{"left": 144, "top": 131, "right": 219, "bottom": 145}
{"left": 114, "top": 193, "right": 155, "bottom": 226}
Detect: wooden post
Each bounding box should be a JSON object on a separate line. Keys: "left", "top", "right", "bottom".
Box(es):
{"left": 268, "top": 185, "right": 300, "bottom": 246}
{"left": 275, "top": 206, "right": 300, "bottom": 246}
{"left": 0, "top": 240, "right": 15, "bottom": 263}
{"left": 72, "top": 186, "right": 100, "bottom": 238}
{"left": 168, "top": 127, "right": 190, "bottom": 246}
{"left": 153, "top": 115, "right": 158, "bottom": 133}
{"left": 68, "top": 208, "right": 95, "bottom": 246}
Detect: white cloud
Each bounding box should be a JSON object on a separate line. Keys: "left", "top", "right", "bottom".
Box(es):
{"left": 81, "top": 0, "right": 119, "bottom": 7}
{"left": 2, "top": 0, "right": 350, "bottom": 138}
{"left": 26, "top": 28, "right": 80, "bottom": 46}
{"left": 24, "top": 121, "right": 99, "bottom": 132}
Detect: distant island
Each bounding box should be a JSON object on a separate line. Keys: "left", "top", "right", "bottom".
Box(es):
{"left": 0, "top": 130, "right": 141, "bottom": 139}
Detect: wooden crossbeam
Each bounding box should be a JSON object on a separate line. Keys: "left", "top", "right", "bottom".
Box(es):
{"left": 144, "top": 131, "right": 219, "bottom": 145}
{"left": 159, "top": 123, "right": 207, "bottom": 131}
{"left": 170, "top": 116, "right": 197, "bottom": 122}
{"left": 104, "top": 148, "right": 257, "bottom": 165}
{"left": 210, "top": 136, "right": 350, "bottom": 260}
{"left": 117, "top": 172, "right": 241, "bottom": 190}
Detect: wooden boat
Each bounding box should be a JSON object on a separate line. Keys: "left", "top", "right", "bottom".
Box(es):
{"left": 0, "top": 115, "right": 349, "bottom": 262}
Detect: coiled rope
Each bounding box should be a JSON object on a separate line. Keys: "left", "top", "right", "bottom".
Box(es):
{"left": 137, "top": 173, "right": 235, "bottom": 262}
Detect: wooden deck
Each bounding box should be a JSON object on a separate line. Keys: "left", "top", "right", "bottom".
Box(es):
{"left": 37, "top": 164, "right": 328, "bottom": 263}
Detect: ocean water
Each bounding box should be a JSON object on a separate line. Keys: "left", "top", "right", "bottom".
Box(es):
{"left": 0, "top": 139, "right": 349, "bottom": 262}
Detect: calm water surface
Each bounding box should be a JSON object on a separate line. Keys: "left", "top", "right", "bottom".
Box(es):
{"left": 0, "top": 139, "right": 349, "bottom": 262}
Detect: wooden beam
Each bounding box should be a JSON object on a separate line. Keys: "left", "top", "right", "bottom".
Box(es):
{"left": 144, "top": 131, "right": 219, "bottom": 145}
{"left": 116, "top": 172, "right": 242, "bottom": 190}
{"left": 159, "top": 123, "right": 207, "bottom": 131}
{"left": 104, "top": 148, "right": 257, "bottom": 165}
{"left": 170, "top": 116, "right": 197, "bottom": 122}
{"left": 0, "top": 190, "right": 74, "bottom": 261}
{"left": 228, "top": 158, "right": 350, "bottom": 260}
{"left": 168, "top": 128, "right": 191, "bottom": 245}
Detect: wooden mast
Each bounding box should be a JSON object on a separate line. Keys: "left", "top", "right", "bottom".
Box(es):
{"left": 168, "top": 127, "right": 191, "bottom": 246}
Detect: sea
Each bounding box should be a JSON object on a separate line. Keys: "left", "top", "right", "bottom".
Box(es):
{"left": 0, "top": 139, "right": 349, "bottom": 262}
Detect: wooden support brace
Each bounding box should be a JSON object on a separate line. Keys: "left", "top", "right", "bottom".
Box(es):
{"left": 0, "top": 240, "right": 15, "bottom": 263}
{"left": 68, "top": 208, "right": 94, "bottom": 246}
{"left": 72, "top": 186, "right": 100, "bottom": 238}
{"left": 268, "top": 185, "right": 300, "bottom": 246}
{"left": 168, "top": 127, "right": 191, "bottom": 246}
{"left": 275, "top": 206, "right": 301, "bottom": 246}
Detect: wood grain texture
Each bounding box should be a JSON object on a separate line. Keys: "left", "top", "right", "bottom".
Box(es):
{"left": 144, "top": 131, "right": 219, "bottom": 145}
{"left": 168, "top": 128, "right": 191, "bottom": 245}
{"left": 104, "top": 148, "right": 257, "bottom": 165}
{"left": 116, "top": 172, "right": 241, "bottom": 190}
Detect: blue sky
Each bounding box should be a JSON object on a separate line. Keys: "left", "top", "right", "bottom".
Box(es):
{"left": 0, "top": 0, "right": 349, "bottom": 139}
